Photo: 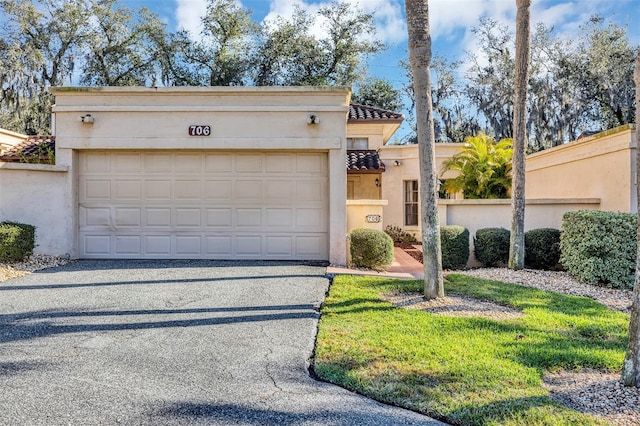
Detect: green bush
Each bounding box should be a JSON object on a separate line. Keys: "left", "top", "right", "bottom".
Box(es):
{"left": 0, "top": 222, "right": 35, "bottom": 262}
{"left": 524, "top": 228, "right": 561, "bottom": 270}
{"left": 384, "top": 225, "right": 418, "bottom": 244}
{"left": 474, "top": 228, "right": 510, "bottom": 267}
{"left": 350, "top": 228, "right": 394, "bottom": 270}
{"left": 441, "top": 225, "right": 469, "bottom": 269}
{"left": 560, "top": 210, "right": 636, "bottom": 289}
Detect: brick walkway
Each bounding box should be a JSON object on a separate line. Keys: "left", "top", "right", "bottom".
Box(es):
{"left": 326, "top": 247, "right": 424, "bottom": 279}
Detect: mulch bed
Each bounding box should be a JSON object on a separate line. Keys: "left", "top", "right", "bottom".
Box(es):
{"left": 394, "top": 243, "right": 423, "bottom": 263}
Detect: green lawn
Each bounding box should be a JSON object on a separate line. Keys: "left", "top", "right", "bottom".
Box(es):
{"left": 313, "top": 274, "right": 630, "bottom": 425}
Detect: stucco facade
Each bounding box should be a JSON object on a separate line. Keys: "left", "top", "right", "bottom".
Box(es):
{"left": 2, "top": 90, "right": 636, "bottom": 265}
{"left": 1, "top": 87, "right": 350, "bottom": 264}
{"left": 526, "top": 125, "right": 637, "bottom": 213}
{"left": 378, "top": 143, "right": 464, "bottom": 234}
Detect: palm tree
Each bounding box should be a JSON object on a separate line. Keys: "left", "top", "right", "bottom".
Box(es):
{"left": 621, "top": 47, "right": 640, "bottom": 387}
{"left": 509, "top": 0, "right": 532, "bottom": 270}
{"left": 405, "top": 0, "right": 443, "bottom": 299}
{"left": 441, "top": 134, "right": 513, "bottom": 199}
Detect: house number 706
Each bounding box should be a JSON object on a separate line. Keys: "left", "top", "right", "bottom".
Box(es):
{"left": 188, "top": 125, "right": 211, "bottom": 136}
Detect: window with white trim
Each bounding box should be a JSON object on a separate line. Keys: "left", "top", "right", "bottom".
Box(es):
{"left": 404, "top": 180, "right": 419, "bottom": 226}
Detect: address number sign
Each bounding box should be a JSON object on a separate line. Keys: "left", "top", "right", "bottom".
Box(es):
{"left": 188, "top": 125, "right": 211, "bottom": 136}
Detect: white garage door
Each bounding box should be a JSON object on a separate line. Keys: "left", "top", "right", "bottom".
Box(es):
{"left": 78, "top": 151, "right": 329, "bottom": 260}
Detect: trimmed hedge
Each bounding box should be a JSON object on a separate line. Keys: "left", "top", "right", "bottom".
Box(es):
{"left": 0, "top": 222, "right": 35, "bottom": 262}
{"left": 524, "top": 228, "right": 561, "bottom": 270}
{"left": 474, "top": 227, "right": 510, "bottom": 267}
{"left": 441, "top": 225, "right": 469, "bottom": 269}
{"left": 560, "top": 210, "right": 636, "bottom": 289}
{"left": 349, "top": 228, "right": 394, "bottom": 270}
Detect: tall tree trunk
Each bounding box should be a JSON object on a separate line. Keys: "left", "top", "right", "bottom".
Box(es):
{"left": 405, "top": 0, "right": 444, "bottom": 299}
{"left": 622, "top": 47, "right": 640, "bottom": 387}
{"left": 508, "top": 0, "right": 532, "bottom": 270}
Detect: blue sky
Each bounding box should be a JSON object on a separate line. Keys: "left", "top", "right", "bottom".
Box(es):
{"left": 122, "top": 0, "right": 639, "bottom": 140}
{"left": 123, "top": 0, "right": 639, "bottom": 82}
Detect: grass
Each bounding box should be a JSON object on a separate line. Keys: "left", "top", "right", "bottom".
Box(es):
{"left": 313, "top": 274, "right": 630, "bottom": 425}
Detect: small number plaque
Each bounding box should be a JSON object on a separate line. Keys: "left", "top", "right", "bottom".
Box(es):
{"left": 366, "top": 214, "right": 381, "bottom": 223}
{"left": 189, "top": 125, "right": 211, "bottom": 136}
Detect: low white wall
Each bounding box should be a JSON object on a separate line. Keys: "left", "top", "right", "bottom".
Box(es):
{"left": 439, "top": 198, "right": 601, "bottom": 266}
{"left": 0, "top": 163, "right": 74, "bottom": 256}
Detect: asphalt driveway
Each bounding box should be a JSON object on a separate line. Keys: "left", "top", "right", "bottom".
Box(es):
{"left": 0, "top": 260, "right": 444, "bottom": 425}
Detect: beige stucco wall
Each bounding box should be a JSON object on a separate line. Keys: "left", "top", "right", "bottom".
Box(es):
{"left": 379, "top": 143, "right": 464, "bottom": 233}
{"left": 347, "top": 174, "right": 381, "bottom": 199}
{"left": 526, "top": 125, "right": 636, "bottom": 213}
{"left": 439, "top": 198, "right": 601, "bottom": 266}
{"left": 379, "top": 127, "right": 637, "bottom": 235}
{"left": 0, "top": 163, "right": 74, "bottom": 256}
{"left": 41, "top": 86, "right": 351, "bottom": 263}
{"left": 346, "top": 200, "right": 388, "bottom": 232}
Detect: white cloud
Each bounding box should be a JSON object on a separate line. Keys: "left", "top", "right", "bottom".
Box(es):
{"left": 263, "top": 0, "right": 326, "bottom": 39}
{"left": 263, "top": 0, "right": 406, "bottom": 45}
{"left": 175, "top": 0, "right": 208, "bottom": 37}
{"left": 356, "top": 0, "right": 407, "bottom": 44}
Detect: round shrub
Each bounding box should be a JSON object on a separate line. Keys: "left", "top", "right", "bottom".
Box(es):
{"left": 0, "top": 222, "right": 35, "bottom": 262}
{"left": 525, "top": 228, "right": 561, "bottom": 270}
{"left": 441, "top": 225, "right": 469, "bottom": 270}
{"left": 474, "top": 227, "right": 510, "bottom": 267}
{"left": 349, "top": 228, "right": 394, "bottom": 270}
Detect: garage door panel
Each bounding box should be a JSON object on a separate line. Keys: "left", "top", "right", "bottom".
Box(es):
{"left": 235, "top": 154, "right": 263, "bottom": 172}
{"left": 235, "top": 181, "right": 263, "bottom": 200}
{"left": 265, "top": 180, "right": 294, "bottom": 200}
{"left": 83, "top": 235, "right": 111, "bottom": 255}
{"left": 266, "top": 236, "right": 293, "bottom": 256}
{"left": 144, "top": 180, "right": 172, "bottom": 199}
{"left": 81, "top": 206, "right": 111, "bottom": 227}
{"left": 114, "top": 180, "right": 141, "bottom": 199}
{"left": 296, "top": 208, "right": 325, "bottom": 229}
{"left": 175, "top": 154, "right": 202, "bottom": 172}
{"left": 115, "top": 208, "right": 141, "bottom": 227}
{"left": 206, "top": 236, "right": 232, "bottom": 255}
{"left": 236, "top": 209, "right": 262, "bottom": 227}
{"left": 176, "top": 236, "right": 202, "bottom": 255}
{"left": 205, "top": 154, "right": 233, "bottom": 172}
{"left": 144, "top": 154, "right": 172, "bottom": 172}
{"left": 146, "top": 208, "right": 172, "bottom": 227}
{"left": 296, "top": 236, "right": 326, "bottom": 257}
{"left": 266, "top": 154, "right": 294, "bottom": 173}
{"left": 84, "top": 180, "right": 111, "bottom": 200}
{"left": 145, "top": 236, "right": 172, "bottom": 255}
{"left": 266, "top": 209, "right": 292, "bottom": 227}
{"left": 79, "top": 151, "right": 328, "bottom": 259}
{"left": 296, "top": 153, "right": 326, "bottom": 174}
{"left": 115, "top": 236, "right": 141, "bottom": 254}
{"left": 206, "top": 209, "right": 232, "bottom": 227}
{"left": 83, "top": 152, "right": 110, "bottom": 173}
{"left": 175, "top": 181, "right": 203, "bottom": 199}
{"left": 296, "top": 181, "right": 326, "bottom": 202}
{"left": 205, "top": 181, "right": 233, "bottom": 200}
{"left": 236, "top": 236, "right": 262, "bottom": 256}
{"left": 114, "top": 153, "right": 142, "bottom": 172}
{"left": 175, "top": 209, "right": 202, "bottom": 227}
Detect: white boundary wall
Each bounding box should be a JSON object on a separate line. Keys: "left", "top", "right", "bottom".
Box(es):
{"left": 0, "top": 163, "right": 74, "bottom": 256}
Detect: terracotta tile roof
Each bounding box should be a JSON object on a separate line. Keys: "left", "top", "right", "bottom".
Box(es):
{"left": 0, "top": 136, "right": 55, "bottom": 163}
{"left": 348, "top": 103, "right": 404, "bottom": 122}
{"left": 346, "top": 150, "right": 385, "bottom": 173}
